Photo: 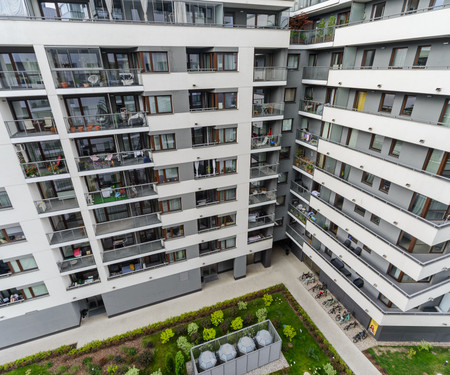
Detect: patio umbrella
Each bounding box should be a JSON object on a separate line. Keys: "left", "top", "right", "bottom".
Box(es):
{"left": 237, "top": 336, "right": 256, "bottom": 354}
{"left": 198, "top": 351, "right": 217, "bottom": 370}
{"left": 255, "top": 329, "right": 273, "bottom": 347}
{"left": 218, "top": 343, "right": 237, "bottom": 362}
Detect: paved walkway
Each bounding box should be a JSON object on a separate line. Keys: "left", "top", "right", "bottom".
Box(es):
{"left": 0, "top": 248, "right": 381, "bottom": 375}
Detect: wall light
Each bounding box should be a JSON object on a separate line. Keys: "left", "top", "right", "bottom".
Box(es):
{"left": 377, "top": 84, "right": 382, "bottom": 88}
{"left": 419, "top": 139, "right": 425, "bottom": 143}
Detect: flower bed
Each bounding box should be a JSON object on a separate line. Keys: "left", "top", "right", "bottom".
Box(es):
{"left": 1, "top": 284, "right": 353, "bottom": 375}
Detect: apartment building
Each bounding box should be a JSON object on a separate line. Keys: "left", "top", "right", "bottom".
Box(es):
{"left": 0, "top": 0, "right": 292, "bottom": 348}
{"left": 278, "top": 0, "right": 450, "bottom": 341}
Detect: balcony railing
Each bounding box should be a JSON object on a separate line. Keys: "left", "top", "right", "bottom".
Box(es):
{"left": 293, "top": 0, "right": 328, "bottom": 10}
{"left": 247, "top": 233, "right": 273, "bottom": 244}
{"left": 34, "top": 195, "right": 78, "bottom": 214}
{"left": 290, "top": 26, "right": 336, "bottom": 45}
{"left": 251, "top": 135, "right": 281, "bottom": 149}
{"left": 52, "top": 68, "right": 141, "bottom": 89}
{"left": 67, "top": 278, "right": 100, "bottom": 290}
{"left": 253, "top": 67, "right": 288, "bottom": 82}
{"left": 0, "top": 70, "right": 44, "bottom": 90}
{"left": 249, "top": 190, "right": 277, "bottom": 205}
{"left": 58, "top": 254, "right": 95, "bottom": 273}
{"left": 65, "top": 112, "right": 147, "bottom": 133}
{"left": 294, "top": 157, "right": 315, "bottom": 175}
{"left": 250, "top": 163, "right": 279, "bottom": 179}
{"left": 248, "top": 213, "right": 275, "bottom": 228}
{"left": 302, "top": 66, "right": 330, "bottom": 81}
{"left": 286, "top": 225, "right": 305, "bottom": 246}
{"left": 252, "top": 102, "right": 284, "bottom": 117}
{"left": 108, "top": 259, "right": 169, "bottom": 279}
{"left": 290, "top": 181, "right": 311, "bottom": 201}
{"left": 21, "top": 158, "right": 68, "bottom": 179}
{"left": 5, "top": 118, "right": 56, "bottom": 138}
{"left": 102, "top": 239, "right": 164, "bottom": 263}
{"left": 296, "top": 129, "right": 318, "bottom": 147}
{"left": 47, "top": 226, "right": 87, "bottom": 246}
{"left": 288, "top": 203, "right": 308, "bottom": 224}
{"left": 299, "top": 99, "right": 324, "bottom": 115}
{"left": 85, "top": 182, "right": 156, "bottom": 206}
{"left": 94, "top": 212, "right": 161, "bottom": 236}
{"left": 75, "top": 149, "right": 152, "bottom": 172}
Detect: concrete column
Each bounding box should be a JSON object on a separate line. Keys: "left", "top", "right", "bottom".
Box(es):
{"left": 261, "top": 248, "right": 272, "bottom": 268}
{"left": 233, "top": 255, "right": 247, "bottom": 280}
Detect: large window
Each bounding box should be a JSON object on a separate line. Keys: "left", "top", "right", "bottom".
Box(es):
{"left": 155, "top": 167, "right": 179, "bottom": 183}
{"left": 354, "top": 205, "right": 366, "bottom": 216}
{"left": 413, "top": 46, "right": 431, "bottom": 67}
{"left": 192, "top": 126, "right": 237, "bottom": 147}
{"left": 389, "top": 47, "right": 407, "bottom": 68}
{"left": 0, "top": 224, "right": 26, "bottom": 245}
{"left": 369, "top": 134, "right": 384, "bottom": 152}
{"left": 0, "top": 52, "right": 41, "bottom": 89}
{"left": 48, "top": 48, "right": 101, "bottom": 69}
{"left": 282, "top": 119, "right": 293, "bottom": 132}
{"left": 40, "top": 1, "right": 90, "bottom": 19}
{"left": 370, "top": 2, "right": 385, "bottom": 20}
{"left": 8, "top": 256, "right": 38, "bottom": 274}
{"left": 167, "top": 250, "right": 186, "bottom": 263}
{"left": 284, "top": 88, "right": 296, "bottom": 102}
{"left": 0, "top": 189, "right": 12, "bottom": 209}
{"left": 423, "top": 149, "right": 449, "bottom": 177}
{"left": 400, "top": 95, "right": 416, "bottom": 116}
{"left": 287, "top": 54, "right": 300, "bottom": 70}
{"left": 361, "top": 49, "right": 375, "bottom": 69}
{"left": 144, "top": 95, "right": 172, "bottom": 114}
{"left": 163, "top": 225, "right": 184, "bottom": 240}
{"left": 388, "top": 264, "right": 430, "bottom": 283}
{"left": 151, "top": 134, "right": 176, "bottom": 151}
{"left": 439, "top": 99, "right": 450, "bottom": 127}
{"left": 379, "top": 93, "right": 395, "bottom": 113}
{"left": 398, "top": 231, "right": 447, "bottom": 253}
{"left": 389, "top": 140, "right": 402, "bottom": 158}
{"left": 402, "top": 0, "right": 419, "bottom": 14}
{"left": 379, "top": 179, "right": 391, "bottom": 193}
{"left": 139, "top": 52, "right": 168, "bottom": 72}
{"left": 160, "top": 198, "right": 182, "bottom": 213}
{"left": 361, "top": 172, "right": 374, "bottom": 186}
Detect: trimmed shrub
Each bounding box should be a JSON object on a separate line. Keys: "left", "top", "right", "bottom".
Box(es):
{"left": 203, "top": 328, "right": 216, "bottom": 341}
{"left": 228, "top": 306, "right": 239, "bottom": 318}
{"left": 177, "top": 336, "right": 193, "bottom": 356}
{"left": 283, "top": 325, "right": 296, "bottom": 342}
{"left": 243, "top": 312, "right": 254, "bottom": 325}
{"left": 124, "top": 365, "right": 139, "bottom": 375}
{"left": 137, "top": 350, "right": 153, "bottom": 367}
{"left": 237, "top": 301, "right": 247, "bottom": 310}
{"left": 190, "top": 332, "right": 201, "bottom": 345}
{"left": 175, "top": 351, "right": 185, "bottom": 375}
{"left": 150, "top": 369, "right": 162, "bottom": 375}
{"left": 174, "top": 325, "right": 186, "bottom": 336}
{"left": 220, "top": 319, "right": 231, "bottom": 334}
{"left": 210, "top": 310, "right": 224, "bottom": 326}
{"left": 231, "top": 317, "right": 243, "bottom": 331}
{"left": 187, "top": 323, "right": 199, "bottom": 336}
{"left": 160, "top": 329, "right": 175, "bottom": 344}
{"left": 256, "top": 308, "right": 268, "bottom": 323}
{"left": 323, "top": 363, "right": 337, "bottom": 375}
{"left": 262, "top": 294, "right": 273, "bottom": 307}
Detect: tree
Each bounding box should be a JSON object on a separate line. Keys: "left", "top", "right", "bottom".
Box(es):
{"left": 289, "top": 13, "right": 313, "bottom": 30}
{"left": 175, "top": 351, "right": 185, "bottom": 375}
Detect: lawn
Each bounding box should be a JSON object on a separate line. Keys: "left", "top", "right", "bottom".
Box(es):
{"left": 368, "top": 345, "right": 450, "bottom": 375}
{"left": 2, "top": 285, "right": 349, "bottom": 375}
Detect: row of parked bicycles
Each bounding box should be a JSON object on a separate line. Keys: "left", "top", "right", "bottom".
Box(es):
{"left": 300, "top": 272, "right": 368, "bottom": 343}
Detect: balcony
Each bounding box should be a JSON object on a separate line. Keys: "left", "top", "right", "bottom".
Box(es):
{"left": 250, "top": 163, "right": 279, "bottom": 180}
{"left": 249, "top": 190, "right": 277, "bottom": 207}
{"left": 251, "top": 135, "right": 281, "bottom": 150}
{"left": 108, "top": 255, "right": 168, "bottom": 279}
{"left": 85, "top": 183, "right": 157, "bottom": 207}
{"left": 296, "top": 129, "right": 318, "bottom": 149}
{"left": 248, "top": 213, "right": 275, "bottom": 229}
{"left": 75, "top": 150, "right": 152, "bottom": 173}
{"left": 302, "top": 66, "right": 329, "bottom": 82}
{"left": 0, "top": 70, "right": 44, "bottom": 91}
{"left": 52, "top": 68, "right": 141, "bottom": 89}
{"left": 293, "top": 0, "right": 330, "bottom": 11}
{"left": 253, "top": 67, "right": 287, "bottom": 83}
{"left": 293, "top": 157, "right": 315, "bottom": 176}
{"left": 290, "top": 26, "right": 336, "bottom": 45}
{"left": 94, "top": 212, "right": 161, "bottom": 238}
{"left": 34, "top": 195, "right": 79, "bottom": 215}
{"left": 21, "top": 158, "right": 69, "bottom": 180}
{"left": 290, "top": 181, "right": 311, "bottom": 202}
{"left": 65, "top": 112, "right": 148, "bottom": 135}
{"left": 102, "top": 239, "right": 164, "bottom": 263}
{"left": 5, "top": 118, "right": 57, "bottom": 139}
{"left": 298, "top": 100, "right": 324, "bottom": 118}
{"left": 46, "top": 227, "right": 87, "bottom": 247}
{"left": 286, "top": 224, "right": 306, "bottom": 246}
{"left": 58, "top": 254, "right": 95, "bottom": 273}
{"left": 248, "top": 230, "right": 274, "bottom": 244}
{"left": 252, "top": 102, "right": 284, "bottom": 119}
{"left": 67, "top": 271, "right": 100, "bottom": 290}
{"left": 288, "top": 203, "right": 309, "bottom": 226}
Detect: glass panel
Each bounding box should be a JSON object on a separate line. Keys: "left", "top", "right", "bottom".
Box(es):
{"left": 391, "top": 48, "right": 407, "bottom": 68}
{"left": 347, "top": 130, "right": 359, "bottom": 148}
{"left": 425, "top": 150, "right": 444, "bottom": 174}
{"left": 388, "top": 265, "right": 401, "bottom": 280}
{"left": 287, "top": 55, "right": 298, "bottom": 69}
{"left": 282, "top": 119, "right": 293, "bottom": 131}
{"left": 156, "top": 96, "right": 172, "bottom": 112}
{"left": 415, "top": 46, "right": 431, "bottom": 66}
{"left": 371, "top": 135, "right": 384, "bottom": 151}
{"left": 31, "top": 284, "right": 48, "bottom": 296}
{"left": 402, "top": 96, "right": 416, "bottom": 116}
{"left": 152, "top": 53, "right": 168, "bottom": 72}
{"left": 380, "top": 94, "right": 395, "bottom": 113}
{"left": 440, "top": 101, "right": 450, "bottom": 127}
{"left": 362, "top": 50, "right": 375, "bottom": 68}
{"left": 19, "top": 257, "right": 37, "bottom": 270}
{"left": 10, "top": 260, "right": 20, "bottom": 273}
{"left": 0, "top": 190, "right": 12, "bottom": 208}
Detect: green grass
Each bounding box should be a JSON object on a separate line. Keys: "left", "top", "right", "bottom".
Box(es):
{"left": 368, "top": 346, "right": 450, "bottom": 375}
{"left": 5, "top": 364, "right": 50, "bottom": 375}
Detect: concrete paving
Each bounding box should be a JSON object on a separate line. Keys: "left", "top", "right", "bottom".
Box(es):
{"left": 0, "top": 248, "right": 381, "bottom": 375}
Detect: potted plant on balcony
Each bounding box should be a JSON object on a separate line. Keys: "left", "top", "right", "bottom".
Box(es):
{"left": 25, "top": 165, "right": 38, "bottom": 178}
{"left": 94, "top": 125, "right": 101, "bottom": 131}
{"left": 315, "top": 18, "right": 326, "bottom": 43}
{"left": 87, "top": 124, "right": 94, "bottom": 131}
{"left": 325, "top": 16, "right": 336, "bottom": 42}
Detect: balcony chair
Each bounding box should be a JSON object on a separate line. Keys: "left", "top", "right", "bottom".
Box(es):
{"left": 87, "top": 74, "right": 100, "bottom": 86}
{"left": 128, "top": 112, "right": 145, "bottom": 127}
{"left": 119, "top": 72, "right": 134, "bottom": 86}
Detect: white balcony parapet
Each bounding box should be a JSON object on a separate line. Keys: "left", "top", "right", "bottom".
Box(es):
{"left": 253, "top": 67, "right": 287, "bottom": 82}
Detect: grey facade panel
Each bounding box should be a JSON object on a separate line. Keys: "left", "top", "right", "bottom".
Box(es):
{"left": 376, "top": 325, "right": 450, "bottom": 342}
{"left": 233, "top": 256, "right": 247, "bottom": 279}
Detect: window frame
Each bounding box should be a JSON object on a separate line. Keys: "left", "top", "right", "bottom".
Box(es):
{"left": 361, "top": 171, "right": 375, "bottom": 186}
{"left": 370, "top": 214, "right": 381, "bottom": 225}
{"left": 389, "top": 140, "right": 402, "bottom": 158}
{"left": 369, "top": 134, "right": 384, "bottom": 152}
{"left": 280, "top": 146, "right": 291, "bottom": 159}
{"left": 354, "top": 205, "right": 366, "bottom": 216}
{"left": 144, "top": 95, "right": 173, "bottom": 115}
{"left": 389, "top": 47, "right": 408, "bottom": 69}
{"left": 159, "top": 197, "right": 182, "bottom": 213}
{"left": 413, "top": 45, "right": 431, "bottom": 68}
{"left": 370, "top": 2, "right": 386, "bottom": 20}
{"left": 282, "top": 118, "right": 293, "bottom": 132}
{"left": 0, "top": 188, "right": 12, "bottom": 209}
{"left": 284, "top": 88, "right": 297, "bottom": 103}
{"left": 139, "top": 52, "right": 169, "bottom": 73}
{"left": 379, "top": 179, "right": 391, "bottom": 193}
{"left": 155, "top": 167, "right": 179, "bottom": 184}
{"left": 378, "top": 93, "right": 395, "bottom": 113}
{"left": 287, "top": 54, "right": 300, "bottom": 70}
{"left": 150, "top": 133, "right": 176, "bottom": 151}
{"left": 361, "top": 49, "right": 376, "bottom": 69}
{"left": 400, "top": 95, "right": 416, "bottom": 116}
{"left": 163, "top": 225, "right": 184, "bottom": 240}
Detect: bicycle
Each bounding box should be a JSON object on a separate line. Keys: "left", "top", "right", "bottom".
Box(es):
{"left": 305, "top": 276, "right": 315, "bottom": 285}
{"left": 301, "top": 271, "right": 313, "bottom": 280}
{"left": 323, "top": 298, "right": 337, "bottom": 306}
{"left": 338, "top": 312, "right": 351, "bottom": 324}
{"left": 335, "top": 310, "right": 349, "bottom": 321}
{"left": 352, "top": 330, "right": 367, "bottom": 343}
{"left": 322, "top": 297, "right": 334, "bottom": 305}
{"left": 315, "top": 290, "right": 328, "bottom": 299}
{"left": 308, "top": 283, "right": 321, "bottom": 292}
{"left": 329, "top": 305, "right": 341, "bottom": 314}
{"left": 344, "top": 321, "right": 358, "bottom": 331}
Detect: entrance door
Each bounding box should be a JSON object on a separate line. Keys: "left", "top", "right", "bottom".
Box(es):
{"left": 201, "top": 264, "right": 218, "bottom": 282}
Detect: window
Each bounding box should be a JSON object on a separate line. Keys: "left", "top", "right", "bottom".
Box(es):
{"left": 163, "top": 225, "right": 184, "bottom": 240}
{"left": 398, "top": 231, "right": 447, "bottom": 253}
{"left": 388, "top": 264, "right": 430, "bottom": 283}
{"left": 275, "top": 217, "right": 284, "bottom": 226}
{"left": 378, "top": 293, "right": 393, "bottom": 308}
{"left": 280, "top": 147, "right": 291, "bottom": 159}
{"left": 389, "top": 140, "right": 402, "bottom": 158}
{"left": 370, "top": 134, "right": 384, "bottom": 152}
{"left": 0, "top": 188, "right": 12, "bottom": 209}
{"left": 218, "top": 188, "right": 236, "bottom": 202}
{"left": 349, "top": 235, "right": 359, "bottom": 244}
{"left": 370, "top": 214, "right": 381, "bottom": 225}
{"left": 287, "top": 54, "right": 300, "bottom": 70}
{"left": 155, "top": 167, "right": 179, "bottom": 184}
{"left": 144, "top": 95, "right": 172, "bottom": 114}
{"left": 278, "top": 172, "right": 288, "bottom": 184}
{"left": 217, "top": 53, "right": 237, "bottom": 71}
{"left": 151, "top": 134, "right": 176, "bottom": 151}
{"left": 337, "top": 11, "right": 350, "bottom": 25}
{"left": 371, "top": 2, "right": 385, "bottom": 20}
{"left": 308, "top": 54, "right": 317, "bottom": 67}
{"left": 400, "top": 95, "right": 416, "bottom": 116}
{"left": 0, "top": 224, "right": 26, "bottom": 245}
{"left": 379, "top": 93, "right": 395, "bottom": 113}
{"left": 379, "top": 179, "right": 391, "bottom": 193}
{"left": 276, "top": 195, "right": 286, "bottom": 206}
{"left": 167, "top": 250, "right": 186, "bottom": 263}
{"left": 361, "top": 172, "right": 375, "bottom": 186}
{"left": 413, "top": 46, "right": 431, "bottom": 67}
{"left": 389, "top": 47, "right": 407, "bottom": 68}
{"left": 282, "top": 118, "right": 293, "bottom": 132}
{"left": 402, "top": 0, "right": 419, "bottom": 14}
{"left": 424, "top": 149, "right": 450, "bottom": 177}
{"left": 217, "top": 128, "right": 237, "bottom": 144}
{"left": 140, "top": 52, "right": 169, "bottom": 72}
{"left": 160, "top": 198, "right": 182, "bottom": 213}
{"left": 219, "top": 237, "right": 236, "bottom": 249}
{"left": 430, "top": 0, "right": 445, "bottom": 9}
{"left": 363, "top": 245, "right": 372, "bottom": 254}
{"left": 284, "top": 88, "right": 296, "bottom": 102}
{"left": 8, "top": 256, "right": 38, "bottom": 273}
{"left": 353, "top": 91, "right": 367, "bottom": 112}
{"left": 330, "top": 52, "right": 343, "bottom": 69}
{"left": 354, "top": 205, "right": 366, "bottom": 216}
{"left": 361, "top": 49, "right": 375, "bottom": 69}
{"left": 439, "top": 99, "right": 450, "bottom": 127}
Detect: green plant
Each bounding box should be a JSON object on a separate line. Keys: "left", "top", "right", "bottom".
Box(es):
{"left": 177, "top": 336, "right": 193, "bottom": 356}
{"left": 107, "top": 365, "right": 117, "bottom": 375}
{"left": 127, "top": 348, "right": 137, "bottom": 356}
{"left": 165, "top": 353, "right": 175, "bottom": 373}
{"left": 327, "top": 15, "right": 336, "bottom": 27}
{"left": 229, "top": 306, "right": 239, "bottom": 318}
{"left": 307, "top": 346, "right": 320, "bottom": 362}
{"left": 137, "top": 350, "right": 153, "bottom": 367}
{"left": 237, "top": 301, "right": 247, "bottom": 310}
{"left": 262, "top": 294, "right": 273, "bottom": 307}
{"left": 244, "top": 312, "right": 254, "bottom": 325}
{"left": 317, "top": 18, "right": 326, "bottom": 38}
{"left": 175, "top": 351, "right": 185, "bottom": 375}
{"left": 323, "top": 363, "right": 337, "bottom": 375}
{"left": 107, "top": 354, "right": 114, "bottom": 361}
{"left": 190, "top": 332, "right": 201, "bottom": 344}
{"left": 47, "top": 361, "right": 53, "bottom": 368}
{"left": 256, "top": 308, "right": 268, "bottom": 323}
{"left": 174, "top": 324, "right": 186, "bottom": 336}
{"left": 114, "top": 355, "right": 123, "bottom": 364}
{"left": 210, "top": 310, "right": 224, "bottom": 326}
{"left": 230, "top": 317, "right": 243, "bottom": 331}
{"left": 203, "top": 328, "right": 216, "bottom": 341}
{"left": 220, "top": 319, "right": 231, "bottom": 334}
{"left": 125, "top": 365, "right": 140, "bottom": 375}
{"left": 141, "top": 336, "right": 153, "bottom": 348}
{"left": 82, "top": 357, "right": 93, "bottom": 366}
{"left": 160, "top": 328, "right": 175, "bottom": 344}
{"left": 187, "top": 323, "right": 199, "bottom": 336}
{"left": 419, "top": 340, "right": 433, "bottom": 351}
{"left": 150, "top": 369, "right": 162, "bottom": 375}
{"left": 283, "top": 325, "right": 297, "bottom": 342}
{"left": 25, "top": 370, "right": 32, "bottom": 375}
{"left": 407, "top": 348, "right": 416, "bottom": 359}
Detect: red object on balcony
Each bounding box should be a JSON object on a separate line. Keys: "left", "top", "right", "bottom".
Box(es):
{"left": 73, "top": 248, "right": 81, "bottom": 257}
